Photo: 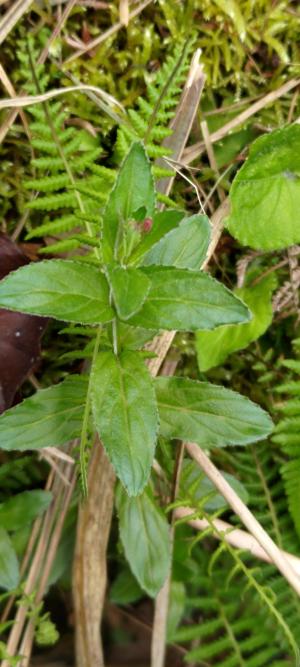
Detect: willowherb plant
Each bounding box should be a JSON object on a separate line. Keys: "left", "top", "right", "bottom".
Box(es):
{"left": 0, "top": 138, "right": 274, "bottom": 595}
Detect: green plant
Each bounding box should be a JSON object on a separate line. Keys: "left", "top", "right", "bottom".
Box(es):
{"left": 273, "top": 339, "right": 300, "bottom": 541}
{"left": 0, "top": 138, "right": 273, "bottom": 595}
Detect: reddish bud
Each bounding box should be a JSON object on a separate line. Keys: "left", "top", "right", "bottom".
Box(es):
{"left": 142, "top": 217, "right": 153, "bottom": 233}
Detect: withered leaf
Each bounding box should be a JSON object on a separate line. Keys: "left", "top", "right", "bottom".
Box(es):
{"left": 0, "top": 234, "right": 47, "bottom": 414}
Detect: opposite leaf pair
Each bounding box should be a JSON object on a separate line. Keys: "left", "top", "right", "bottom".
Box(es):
{"left": 0, "top": 141, "right": 273, "bottom": 497}
{"left": 0, "top": 369, "right": 273, "bottom": 495}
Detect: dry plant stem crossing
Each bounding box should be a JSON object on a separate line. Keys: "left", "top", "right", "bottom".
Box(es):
{"left": 0, "top": 0, "right": 81, "bottom": 144}
{"left": 174, "top": 508, "right": 300, "bottom": 577}
{"left": 38, "top": 0, "right": 78, "bottom": 64}
{"left": 185, "top": 442, "right": 300, "bottom": 596}
{"left": 1, "top": 448, "right": 77, "bottom": 667}
{"left": 18, "top": 473, "right": 77, "bottom": 666}
{"left": 64, "top": 0, "right": 153, "bottom": 64}
{"left": 0, "top": 0, "right": 33, "bottom": 44}
{"left": 183, "top": 78, "right": 300, "bottom": 165}
{"left": 150, "top": 49, "right": 206, "bottom": 667}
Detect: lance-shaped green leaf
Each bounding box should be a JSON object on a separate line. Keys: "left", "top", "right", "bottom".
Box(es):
{"left": 155, "top": 377, "right": 273, "bottom": 447}
{"left": 91, "top": 350, "right": 158, "bottom": 495}
{"left": 102, "top": 142, "right": 155, "bottom": 262}
{"left": 0, "top": 376, "right": 88, "bottom": 451}
{"left": 196, "top": 274, "right": 275, "bottom": 371}
{"left": 0, "top": 528, "right": 19, "bottom": 590}
{"left": 0, "top": 260, "right": 114, "bottom": 324}
{"left": 143, "top": 214, "right": 211, "bottom": 270}
{"left": 0, "top": 490, "right": 52, "bottom": 531}
{"left": 129, "top": 209, "right": 185, "bottom": 264}
{"left": 106, "top": 265, "right": 151, "bottom": 320}
{"left": 226, "top": 125, "right": 300, "bottom": 250}
{"left": 116, "top": 487, "right": 171, "bottom": 597}
{"left": 129, "top": 267, "right": 250, "bottom": 331}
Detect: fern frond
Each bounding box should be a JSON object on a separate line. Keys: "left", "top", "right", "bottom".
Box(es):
{"left": 31, "top": 128, "right": 76, "bottom": 154}
{"left": 273, "top": 351, "right": 300, "bottom": 540}
{"left": 27, "top": 192, "right": 77, "bottom": 211}
{"left": 173, "top": 444, "right": 300, "bottom": 664}
{"left": 25, "top": 174, "right": 72, "bottom": 192}
{"left": 38, "top": 239, "right": 81, "bottom": 254}
{"left": 116, "top": 40, "right": 195, "bottom": 162}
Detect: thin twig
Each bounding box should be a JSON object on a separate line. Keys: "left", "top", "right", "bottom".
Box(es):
{"left": 0, "top": 0, "right": 33, "bottom": 45}
{"left": 174, "top": 508, "right": 300, "bottom": 577}
{"left": 38, "top": 0, "right": 77, "bottom": 64}
{"left": 0, "top": 84, "right": 124, "bottom": 112}
{"left": 0, "top": 65, "right": 32, "bottom": 145}
{"left": 183, "top": 78, "right": 300, "bottom": 164}
{"left": 155, "top": 48, "right": 205, "bottom": 199}
{"left": 200, "top": 119, "right": 225, "bottom": 203}
{"left": 185, "top": 442, "right": 300, "bottom": 596}
{"left": 1, "top": 447, "right": 77, "bottom": 667}
{"left": 64, "top": 0, "right": 153, "bottom": 64}
{"left": 119, "top": 0, "right": 129, "bottom": 25}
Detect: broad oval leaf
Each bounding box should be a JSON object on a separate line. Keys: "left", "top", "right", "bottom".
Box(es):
{"left": 155, "top": 377, "right": 273, "bottom": 447}
{"left": 0, "top": 527, "right": 19, "bottom": 590}
{"left": 0, "top": 376, "right": 87, "bottom": 451}
{"left": 196, "top": 274, "right": 275, "bottom": 371}
{"left": 102, "top": 142, "right": 155, "bottom": 262}
{"left": 0, "top": 490, "right": 52, "bottom": 531}
{"left": 91, "top": 350, "right": 158, "bottom": 495}
{"left": 0, "top": 260, "right": 114, "bottom": 324}
{"left": 116, "top": 488, "right": 171, "bottom": 597}
{"left": 106, "top": 265, "right": 151, "bottom": 320}
{"left": 129, "top": 267, "right": 250, "bottom": 331}
{"left": 226, "top": 125, "right": 300, "bottom": 250}
{"left": 143, "top": 214, "right": 211, "bottom": 270}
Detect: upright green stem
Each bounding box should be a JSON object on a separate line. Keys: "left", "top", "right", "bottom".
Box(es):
{"left": 79, "top": 328, "right": 102, "bottom": 497}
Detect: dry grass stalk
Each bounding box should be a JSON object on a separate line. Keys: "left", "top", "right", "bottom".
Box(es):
{"left": 38, "top": 0, "right": 78, "bottom": 64}
{"left": 119, "top": 0, "right": 129, "bottom": 26}
{"left": 183, "top": 78, "right": 300, "bottom": 165}
{"left": 64, "top": 0, "right": 154, "bottom": 64}
{"left": 0, "top": 65, "right": 31, "bottom": 143}
{"left": 273, "top": 246, "right": 300, "bottom": 316}
{"left": 0, "top": 0, "right": 83, "bottom": 145}
{"left": 185, "top": 442, "right": 300, "bottom": 597}
{"left": 1, "top": 447, "right": 77, "bottom": 667}
{"left": 0, "top": 0, "right": 33, "bottom": 45}
{"left": 0, "top": 85, "right": 124, "bottom": 113}
{"left": 200, "top": 118, "right": 225, "bottom": 203}
{"left": 174, "top": 507, "right": 300, "bottom": 577}
{"left": 156, "top": 48, "right": 205, "bottom": 199}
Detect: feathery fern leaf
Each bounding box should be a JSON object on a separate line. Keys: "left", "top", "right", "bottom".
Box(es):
{"left": 273, "top": 342, "right": 300, "bottom": 540}
{"left": 115, "top": 40, "right": 195, "bottom": 162}
{"left": 172, "top": 444, "right": 300, "bottom": 664}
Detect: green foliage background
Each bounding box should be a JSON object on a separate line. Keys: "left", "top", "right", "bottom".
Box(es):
{"left": 1, "top": 1, "right": 300, "bottom": 665}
